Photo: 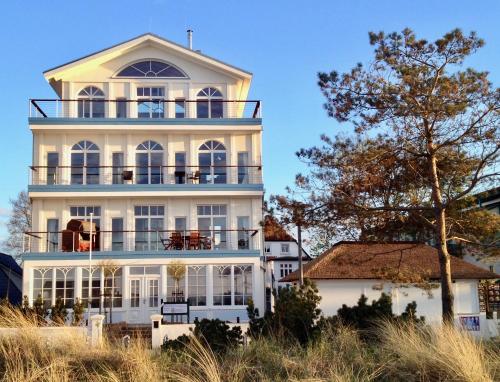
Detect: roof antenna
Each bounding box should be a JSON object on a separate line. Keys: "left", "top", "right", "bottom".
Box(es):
{"left": 187, "top": 29, "right": 193, "bottom": 50}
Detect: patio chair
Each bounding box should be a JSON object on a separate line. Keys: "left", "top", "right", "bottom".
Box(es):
{"left": 188, "top": 231, "right": 200, "bottom": 250}
{"left": 162, "top": 231, "right": 184, "bottom": 250}
{"left": 201, "top": 236, "right": 212, "bottom": 250}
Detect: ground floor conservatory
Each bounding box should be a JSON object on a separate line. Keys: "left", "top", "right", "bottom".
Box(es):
{"left": 22, "top": 257, "right": 264, "bottom": 324}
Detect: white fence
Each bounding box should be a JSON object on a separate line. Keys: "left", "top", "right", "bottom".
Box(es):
{"left": 150, "top": 314, "right": 250, "bottom": 349}
{"left": 0, "top": 314, "right": 105, "bottom": 347}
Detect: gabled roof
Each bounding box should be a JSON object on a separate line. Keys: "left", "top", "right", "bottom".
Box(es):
{"left": 44, "top": 32, "right": 252, "bottom": 83}
{"left": 0, "top": 253, "right": 22, "bottom": 305}
{"left": 281, "top": 242, "right": 499, "bottom": 282}
{"left": 0, "top": 253, "right": 22, "bottom": 275}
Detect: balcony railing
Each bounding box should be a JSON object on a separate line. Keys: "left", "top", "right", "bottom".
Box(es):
{"left": 29, "top": 165, "right": 262, "bottom": 186}
{"left": 29, "top": 99, "right": 261, "bottom": 119}
{"left": 23, "top": 229, "right": 260, "bottom": 253}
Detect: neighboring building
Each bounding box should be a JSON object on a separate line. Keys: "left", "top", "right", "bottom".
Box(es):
{"left": 0, "top": 253, "right": 23, "bottom": 305}
{"left": 262, "top": 215, "right": 311, "bottom": 290}
{"left": 281, "top": 242, "right": 499, "bottom": 324}
{"left": 264, "top": 237, "right": 311, "bottom": 291}
{"left": 22, "top": 32, "right": 265, "bottom": 324}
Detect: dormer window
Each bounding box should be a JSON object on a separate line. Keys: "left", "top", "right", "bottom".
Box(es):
{"left": 116, "top": 60, "right": 187, "bottom": 78}
{"left": 197, "top": 87, "right": 223, "bottom": 118}
{"left": 77, "top": 86, "right": 105, "bottom": 118}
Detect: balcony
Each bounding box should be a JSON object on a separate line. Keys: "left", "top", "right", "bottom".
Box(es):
{"left": 29, "top": 165, "right": 263, "bottom": 187}
{"left": 29, "top": 99, "right": 261, "bottom": 120}
{"left": 23, "top": 229, "right": 261, "bottom": 255}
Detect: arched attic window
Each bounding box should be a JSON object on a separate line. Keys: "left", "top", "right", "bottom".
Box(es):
{"left": 197, "top": 87, "right": 223, "bottom": 118}
{"left": 116, "top": 60, "right": 188, "bottom": 78}
{"left": 198, "top": 140, "right": 227, "bottom": 184}
{"left": 77, "top": 86, "right": 105, "bottom": 118}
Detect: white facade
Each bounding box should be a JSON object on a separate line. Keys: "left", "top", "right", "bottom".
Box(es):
{"left": 22, "top": 33, "right": 265, "bottom": 324}
{"left": 315, "top": 279, "right": 480, "bottom": 325}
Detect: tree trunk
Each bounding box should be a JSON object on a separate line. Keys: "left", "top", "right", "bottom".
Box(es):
{"left": 428, "top": 151, "right": 455, "bottom": 323}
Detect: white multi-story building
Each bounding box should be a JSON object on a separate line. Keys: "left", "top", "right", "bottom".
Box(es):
{"left": 22, "top": 32, "right": 265, "bottom": 324}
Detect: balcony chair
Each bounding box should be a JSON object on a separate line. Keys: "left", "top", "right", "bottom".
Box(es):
{"left": 162, "top": 231, "right": 184, "bottom": 250}
{"left": 188, "top": 231, "right": 200, "bottom": 250}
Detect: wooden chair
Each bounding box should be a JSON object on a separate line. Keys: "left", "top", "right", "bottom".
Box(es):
{"left": 188, "top": 231, "right": 200, "bottom": 250}
{"left": 162, "top": 231, "right": 184, "bottom": 250}
{"left": 201, "top": 236, "right": 212, "bottom": 250}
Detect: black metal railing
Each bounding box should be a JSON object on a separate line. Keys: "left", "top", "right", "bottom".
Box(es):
{"left": 29, "top": 99, "right": 261, "bottom": 119}
{"left": 29, "top": 165, "right": 262, "bottom": 186}
{"left": 23, "top": 229, "right": 260, "bottom": 253}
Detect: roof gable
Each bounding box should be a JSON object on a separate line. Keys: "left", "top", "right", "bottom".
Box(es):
{"left": 281, "top": 242, "right": 499, "bottom": 282}
{"left": 44, "top": 33, "right": 252, "bottom": 80}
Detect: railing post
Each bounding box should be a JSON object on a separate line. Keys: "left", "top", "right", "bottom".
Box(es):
{"left": 156, "top": 231, "right": 159, "bottom": 251}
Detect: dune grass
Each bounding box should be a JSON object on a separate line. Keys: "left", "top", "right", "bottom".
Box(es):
{"left": 0, "top": 304, "right": 498, "bottom": 381}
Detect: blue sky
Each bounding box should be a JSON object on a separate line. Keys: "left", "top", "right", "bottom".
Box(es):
{"left": 0, "top": 0, "right": 498, "bottom": 242}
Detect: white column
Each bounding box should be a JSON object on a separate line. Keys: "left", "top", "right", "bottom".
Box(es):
{"left": 207, "top": 265, "right": 213, "bottom": 310}
{"left": 75, "top": 267, "right": 83, "bottom": 301}
{"left": 161, "top": 265, "right": 167, "bottom": 301}
{"left": 123, "top": 266, "right": 130, "bottom": 310}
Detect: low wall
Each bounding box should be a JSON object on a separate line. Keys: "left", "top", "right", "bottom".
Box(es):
{"left": 0, "top": 314, "right": 105, "bottom": 347}
{"left": 150, "top": 314, "right": 250, "bottom": 349}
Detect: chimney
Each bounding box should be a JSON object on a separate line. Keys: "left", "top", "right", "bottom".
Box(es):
{"left": 187, "top": 29, "right": 193, "bottom": 50}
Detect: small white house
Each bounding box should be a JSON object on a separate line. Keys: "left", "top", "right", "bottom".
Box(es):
{"left": 281, "top": 242, "right": 499, "bottom": 325}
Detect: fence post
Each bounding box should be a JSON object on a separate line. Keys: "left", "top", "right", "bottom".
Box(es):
{"left": 151, "top": 314, "right": 163, "bottom": 349}
{"left": 90, "top": 314, "right": 105, "bottom": 347}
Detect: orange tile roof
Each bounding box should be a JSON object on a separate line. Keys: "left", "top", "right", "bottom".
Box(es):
{"left": 281, "top": 242, "right": 499, "bottom": 282}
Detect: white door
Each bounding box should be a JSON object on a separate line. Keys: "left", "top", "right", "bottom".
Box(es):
{"left": 128, "top": 277, "right": 160, "bottom": 324}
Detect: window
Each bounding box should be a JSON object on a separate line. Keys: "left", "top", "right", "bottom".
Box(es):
{"left": 213, "top": 265, "right": 231, "bottom": 306}
{"left": 116, "top": 98, "right": 127, "bottom": 118}
{"left": 103, "top": 267, "right": 122, "bottom": 308}
{"left": 280, "top": 263, "right": 293, "bottom": 278}
{"left": 116, "top": 60, "right": 187, "bottom": 78}
{"left": 167, "top": 264, "right": 186, "bottom": 302}
{"left": 175, "top": 98, "right": 186, "bottom": 118}
{"left": 55, "top": 268, "right": 75, "bottom": 308}
{"left": 33, "top": 268, "right": 53, "bottom": 309}
{"left": 197, "top": 87, "right": 223, "bottom": 118}
{"left": 187, "top": 266, "right": 206, "bottom": 306}
{"left": 47, "top": 152, "right": 59, "bottom": 185}
{"left": 197, "top": 204, "right": 227, "bottom": 249}
{"left": 78, "top": 86, "right": 105, "bottom": 118}
{"left": 130, "top": 279, "right": 140, "bottom": 308}
{"left": 198, "top": 140, "right": 227, "bottom": 184}
{"left": 71, "top": 140, "right": 100, "bottom": 185}
{"left": 136, "top": 140, "right": 163, "bottom": 184}
{"left": 82, "top": 268, "right": 101, "bottom": 308}
{"left": 112, "top": 152, "right": 124, "bottom": 184}
{"left": 175, "top": 217, "right": 187, "bottom": 232}
{"left": 70, "top": 206, "right": 101, "bottom": 230}
{"left": 137, "top": 87, "right": 165, "bottom": 118}
{"left": 148, "top": 279, "right": 159, "bottom": 307}
{"left": 264, "top": 244, "right": 271, "bottom": 253}
{"left": 234, "top": 265, "right": 252, "bottom": 305}
{"left": 111, "top": 218, "right": 124, "bottom": 251}
{"left": 237, "top": 152, "right": 249, "bottom": 184}
{"left": 134, "top": 205, "right": 164, "bottom": 250}
{"left": 281, "top": 243, "right": 290, "bottom": 254}
{"left": 237, "top": 216, "right": 250, "bottom": 249}
{"left": 46, "top": 219, "right": 59, "bottom": 252}
{"left": 174, "top": 152, "right": 186, "bottom": 184}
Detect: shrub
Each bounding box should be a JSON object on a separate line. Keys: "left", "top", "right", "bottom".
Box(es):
{"left": 50, "top": 297, "right": 68, "bottom": 325}
{"left": 162, "top": 318, "right": 243, "bottom": 354}
{"left": 247, "top": 278, "right": 322, "bottom": 345}
{"left": 72, "top": 298, "right": 85, "bottom": 326}
{"left": 321, "top": 293, "right": 424, "bottom": 341}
